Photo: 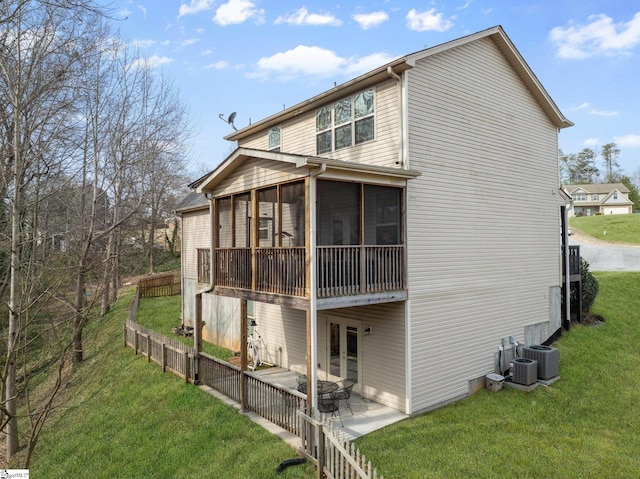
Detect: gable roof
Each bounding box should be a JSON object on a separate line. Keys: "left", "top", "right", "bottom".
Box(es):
{"left": 225, "top": 26, "right": 572, "bottom": 143}
{"left": 191, "top": 147, "right": 421, "bottom": 194}
{"left": 563, "top": 183, "right": 630, "bottom": 195}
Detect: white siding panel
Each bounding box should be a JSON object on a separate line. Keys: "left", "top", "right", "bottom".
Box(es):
{"left": 405, "top": 37, "right": 563, "bottom": 413}
{"left": 181, "top": 209, "right": 210, "bottom": 280}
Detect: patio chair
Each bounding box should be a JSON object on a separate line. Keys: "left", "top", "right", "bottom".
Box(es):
{"left": 333, "top": 379, "right": 355, "bottom": 414}
{"left": 296, "top": 374, "right": 307, "bottom": 385}
{"left": 318, "top": 395, "right": 343, "bottom": 427}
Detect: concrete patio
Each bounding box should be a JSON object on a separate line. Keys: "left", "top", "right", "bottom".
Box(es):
{"left": 253, "top": 366, "right": 409, "bottom": 440}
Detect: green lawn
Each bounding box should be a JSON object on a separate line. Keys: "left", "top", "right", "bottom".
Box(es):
{"left": 28, "top": 273, "right": 640, "bottom": 478}
{"left": 356, "top": 272, "right": 640, "bottom": 478}
{"left": 570, "top": 214, "right": 640, "bottom": 244}
{"left": 27, "top": 290, "right": 315, "bottom": 479}
{"left": 135, "top": 294, "right": 234, "bottom": 360}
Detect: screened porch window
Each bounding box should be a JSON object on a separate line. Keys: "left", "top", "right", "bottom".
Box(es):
{"left": 317, "top": 180, "right": 403, "bottom": 245}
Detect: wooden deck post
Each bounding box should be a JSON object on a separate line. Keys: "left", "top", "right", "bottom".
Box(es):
{"left": 240, "top": 299, "right": 248, "bottom": 412}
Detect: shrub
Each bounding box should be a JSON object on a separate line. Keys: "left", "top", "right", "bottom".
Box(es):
{"left": 581, "top": 258, "right": 599, "bottom": 311}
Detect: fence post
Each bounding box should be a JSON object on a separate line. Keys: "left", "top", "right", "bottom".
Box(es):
{"left": 134, "top": 331, "right": 139, "bottom": 355}
{"left": 317, "top": 422, "right": 325, "bottom": 479}
{"left": 184, "top": 351, "right": 190, "bottom": 384}
{"left": 162, "top": 343, "right": 167, "bottom": 372}
{"left": 123, "top": 324, "right": 127, "bottom": 347}
{"left": 147, "top": 335, "right": 152, "bottom": 362}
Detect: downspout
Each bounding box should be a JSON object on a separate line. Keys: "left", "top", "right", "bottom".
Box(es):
{"left": 564, "top": 196, "right": 572, "bottom": 330}
{"left": 387, "top": 66, "right": 405, "bottom": 168}
{"left": 389, "top": 66, "right": 412, "bottom": 413}
{"left": 194, "top": 193, "right": 215, "bottom": 382}
{"left": 308, "top": 162, "right": 326, "bottom": 414}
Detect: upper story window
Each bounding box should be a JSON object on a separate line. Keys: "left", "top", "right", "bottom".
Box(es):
{"left": 573, "top": 193, "right": 586, "bottom": 201}
{"left": 316, "top": 88, "right": 375, "bottom": 154}
{"left": 613, "top": 192, "right": 618, "bottom": 200}
{"left": 268, "top": 126, "right": 281, "bottom": 151}
{"left": 591, "top": 194, "right": 599, "bottom": 201}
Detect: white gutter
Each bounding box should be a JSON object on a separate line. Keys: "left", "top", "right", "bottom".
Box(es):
{"left": 308, "top": 162, "right": 326, "bottom": 413}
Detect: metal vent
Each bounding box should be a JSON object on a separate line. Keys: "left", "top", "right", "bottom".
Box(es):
{"left": 522, "top": 345, "right": 559, "bottom": 380}
{"left": 510, "top": 358, "right": 537, "bottom": 386}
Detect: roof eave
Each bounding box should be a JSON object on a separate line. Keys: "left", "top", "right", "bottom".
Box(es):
{"left": 225, "top": 58, "right": 412, "bottom": 142}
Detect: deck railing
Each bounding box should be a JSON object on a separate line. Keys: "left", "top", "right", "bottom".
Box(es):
{"left": 568, "top": 245, "right": 581, "bottom": 277}
{"left": 255, "top": 247, "right": 306, "bottom": 296}
{"left": 208, "top": 245, "right": 405, "bottom": 298}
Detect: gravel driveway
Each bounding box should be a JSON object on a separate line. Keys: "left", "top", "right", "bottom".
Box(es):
{"left": 569, "top": 231, "right": 640, "bottom": 272}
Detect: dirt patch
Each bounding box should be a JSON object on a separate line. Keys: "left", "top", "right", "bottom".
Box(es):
{"left": 581, "top": 312, "right": 606, "bottom": 327}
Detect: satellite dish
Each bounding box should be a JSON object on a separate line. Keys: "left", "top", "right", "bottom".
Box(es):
{"left": 219, "top": 111, "right": 238, "bottom": 131}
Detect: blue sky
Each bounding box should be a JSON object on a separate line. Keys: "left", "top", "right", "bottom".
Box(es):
{"left": 111, "top": 1, "right": 640, "bottom": 177}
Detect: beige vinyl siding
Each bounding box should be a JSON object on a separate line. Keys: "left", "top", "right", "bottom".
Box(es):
{"left": 253, "top": 303, "right": 307, "bottom": 373}
{"left": 239, "top": 80, "right": 401, "bottom": 169}
{"left": 323, "top": 302, "right": 407, "bottom": 412}
{"left": 214, "top": 157, "right": 307, "bottom": 197}
{"left": 181, "top": 209, "right": 210, "bottom": 280}
{"left": 405, "top": 37, "right": 562, "bottom": 413}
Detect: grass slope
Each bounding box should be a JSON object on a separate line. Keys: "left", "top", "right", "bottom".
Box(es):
{"left": 29, "top": 290, "right": 314, "bottom": 479}
{"left": 356, "top": 272, "right": 640, "bottom": 478}
{"left": 570, "top": 214, "right": 640, "bottom": 244}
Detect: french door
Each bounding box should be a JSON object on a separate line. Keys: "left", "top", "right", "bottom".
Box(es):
{"left": 327, "top": 317, "right": 362, "bottom": 392}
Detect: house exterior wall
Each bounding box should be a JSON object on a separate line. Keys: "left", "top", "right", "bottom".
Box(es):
{"left": 404, "top": 37, "right": 563, "bottom": 413}
{"left": 181, "top": 208, "right": 210, "bottom": 280}
{"left": 213, "top": 157, "right": 307, "bottom": 197}
{"left": 249, "top": 301, "right": 407, "bottom": 412}
{"left": 238, "top": 79, "right": 401, "bottom": 169}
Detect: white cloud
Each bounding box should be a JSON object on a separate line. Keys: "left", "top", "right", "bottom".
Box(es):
{"left": 180, "top": 38, "right": 199, "bottom": 47}
{"left": 274, "top": 7, "right": 342, "bottom": 26}
{"left": 131, "top": 55, "right": 173, "bottom": 70}
{"left": 613, "top": 133, "right": 640, "bottom": 147}
{"left": 201, "top": 49, "right": 214, "bottom": 56}
{"left": 574, "top": 102, "right": 590, "bottom": 110}
{"left": 204, "top": 60, "right": 230, "bottom": 70}
{"left": 138, "top": 4, "right": 147, "bottom": 19}
{"left": 344, "top": 52, "right": 396, "bottom": 76}
{"left": 118, "top": 8, "right": 132, "bottom": 19}
{"left": 179, "top": 0, "right": 215, "bottom": 17}
{"left": 406, "top": 8, "right": 454, "bottom": 32}
{"left": 589, "top": 108, "right": 618, "bottom": 117}
{"left": 252, "top": 45, "right": 395, "bottom": 80}
{"left": 352, "top": 11, "right": 389, "bottom": 30}
{"left": 584, "top": 137, "right": 600, "bottom": 146}
{"left": 132, "top": 38, "right": 155, "bottom": 49}
{"left": 550, "top": 12, "right": 640, "bottom": 59}
{"left": 214, "top": 0, "right": 265, "bottom": 26}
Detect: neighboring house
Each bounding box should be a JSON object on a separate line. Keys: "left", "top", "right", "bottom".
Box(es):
{"left": 179, "top": 26, "right": 574, "bottom": 416}
{"left": 563, "top": 183, "right": 634, "bottom": 217}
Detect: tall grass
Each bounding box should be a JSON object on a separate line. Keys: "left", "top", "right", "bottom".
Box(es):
{"left": 356, "top": 272, "right": 640, "bottom": 478}
{"left": 27, "top": 290, "right": 314, "bottom": 478}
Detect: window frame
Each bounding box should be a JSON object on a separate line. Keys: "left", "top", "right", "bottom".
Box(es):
{"left": 268, "top": 126, "right": 281, "bottom": 151}
{"left": 315, "top": 88, "right": 375, "bottom": 154}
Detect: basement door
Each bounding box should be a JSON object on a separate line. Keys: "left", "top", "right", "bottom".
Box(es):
{"left": 327, "top": 316, "right": 362, "bottom": 393}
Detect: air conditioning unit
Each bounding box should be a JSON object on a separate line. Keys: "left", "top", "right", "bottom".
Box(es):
{"left": 510, "top": 358, "right": 537, "bottom": 386}
{"left": 522, "top": 345, "right": 559, "bottom": 380}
